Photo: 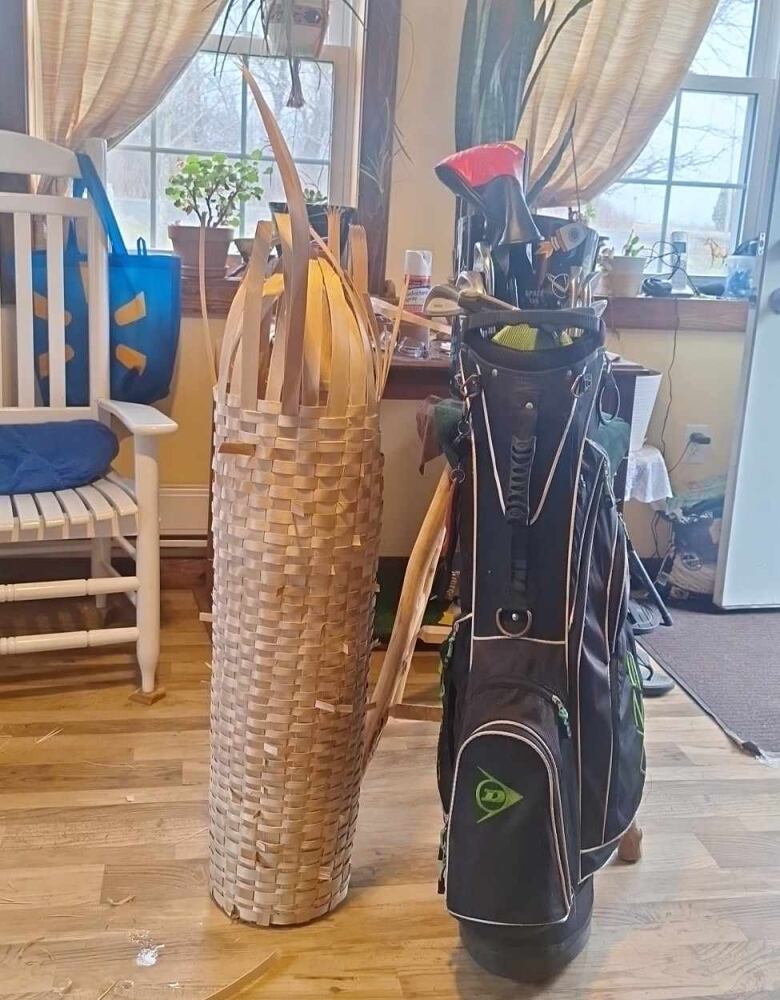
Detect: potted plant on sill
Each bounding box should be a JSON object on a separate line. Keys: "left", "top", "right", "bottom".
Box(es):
{"left": 270, "top": 185, "right": 355, "bottom": 261}
{"left": 600, "top": 230, "right": 649, "bottom": 297}
{"left": 165, "top": 151, "right": 270, "bottom": 277}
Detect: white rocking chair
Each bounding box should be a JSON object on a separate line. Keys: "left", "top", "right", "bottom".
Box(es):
{"left": 0, "top": 131, "right": 176, "bottom": 698}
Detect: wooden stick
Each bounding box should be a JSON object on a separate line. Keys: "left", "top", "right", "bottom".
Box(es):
{"left": 363, "top": 467, "right": 454, "bottom": 767}
{"left": 378, "top": 275, "right": 409, "bottom": 397}
{"left": 198, "top": 222, "right": 217, "bottom": 385}
{"left": 371, "top": 296, "right": 452, "bottom": 338}
{"left": 203, "top": 951, "right": 280, "bottom": 1000}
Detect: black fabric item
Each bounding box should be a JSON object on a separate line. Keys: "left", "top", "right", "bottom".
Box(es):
{"left": 639, "top": 605, "right": 780, "bottom": 758}
{"left": 460, "top": 879, "right": 594, "bottom": 982}
{"left": 438, "top": 327, "right": 645, "bottom": 977}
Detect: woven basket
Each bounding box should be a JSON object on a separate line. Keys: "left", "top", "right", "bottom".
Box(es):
{"left": 208, "top": 70, "right": 384, "bottom": 926}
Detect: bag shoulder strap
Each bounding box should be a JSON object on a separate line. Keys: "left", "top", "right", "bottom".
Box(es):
{"left": 74, "top": 152, "right": 127, "bottom": 255}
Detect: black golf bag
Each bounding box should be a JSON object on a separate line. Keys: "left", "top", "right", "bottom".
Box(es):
{"left": 437, "top": 310, "right": 646, "bottom": 980}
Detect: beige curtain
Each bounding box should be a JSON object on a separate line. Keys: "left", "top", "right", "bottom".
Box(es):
{"left": 516, "top": 0, "right": 718, "bottom": 206}
{"left": 27, "top": 0, "right": 227, "bottom": 148}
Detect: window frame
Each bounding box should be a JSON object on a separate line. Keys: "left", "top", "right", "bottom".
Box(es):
{"left": 112, "top": 18, "right": 364, "bottom": 247}
{"left": 600, "top": 0, "right": 780, "bottom": 278}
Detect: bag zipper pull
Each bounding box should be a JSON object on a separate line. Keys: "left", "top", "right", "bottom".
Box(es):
{"left": 552, "top": 694, "right": 571, "bottom": 737}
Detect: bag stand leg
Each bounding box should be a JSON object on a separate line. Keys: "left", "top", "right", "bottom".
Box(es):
{"left": 618, "top": 821, "right": 643, "bottom": 863}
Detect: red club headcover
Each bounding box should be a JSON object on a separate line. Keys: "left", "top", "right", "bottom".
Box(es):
{"left": 435, "top": 141, "right": 541, "bottom": 247}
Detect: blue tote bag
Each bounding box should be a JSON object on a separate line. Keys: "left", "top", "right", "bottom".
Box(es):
{"left": 31, "top": 153, "right": 181, "bottom": 406}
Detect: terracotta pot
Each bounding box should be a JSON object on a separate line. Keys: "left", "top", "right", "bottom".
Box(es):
{"left": 168, "top": 224, "right": 234, "bottom": 279}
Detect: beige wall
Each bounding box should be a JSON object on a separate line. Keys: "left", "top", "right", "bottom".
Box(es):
{"left": 385, "top": 0, "right": 467, "bottom": 290}
{"left": 607, "top": 327, "right": 746, "bottom": 556}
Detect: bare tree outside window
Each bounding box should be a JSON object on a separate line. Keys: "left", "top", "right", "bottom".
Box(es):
{"left": 107, "top": 34, "right": 341, "bottom": 248}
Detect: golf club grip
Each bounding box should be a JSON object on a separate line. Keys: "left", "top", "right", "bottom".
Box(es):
{"left": 464, "top": 308, "right": 602, "bottom": 336}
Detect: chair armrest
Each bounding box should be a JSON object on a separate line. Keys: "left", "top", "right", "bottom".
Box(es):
{"left": 98, "top": 399, "right": 178, "bottom": 436}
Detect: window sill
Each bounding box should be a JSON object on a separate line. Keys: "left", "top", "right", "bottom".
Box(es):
{"left": 604, "top": 296, "right": 749, "bottom": 333}
{"left": 184, "top": 276, "right": 750, "bottom": 336}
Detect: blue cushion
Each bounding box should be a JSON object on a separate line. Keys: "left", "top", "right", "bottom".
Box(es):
{"left": 0, "top": 420, "right": 119, "bottom": 494}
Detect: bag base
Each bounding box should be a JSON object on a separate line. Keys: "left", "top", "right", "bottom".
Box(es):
{"left": 458, "top": 879, "right": 593, "bottom": 982}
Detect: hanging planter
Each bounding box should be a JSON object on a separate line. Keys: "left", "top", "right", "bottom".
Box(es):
{"left": 264, "top": 0, "right": 330, "bottom": 58}
{"left": 217, "top": 0, "right": 361, "bottom": 107}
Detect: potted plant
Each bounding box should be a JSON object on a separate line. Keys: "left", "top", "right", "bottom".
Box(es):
{"left": 270, "top": 185, "right": 355, "bottom": 254}
{"left": 600, "top": 231, "right": 648, "bottom": 297}
{"left": 165, "top": 151, "right": 269, "bottom": 277}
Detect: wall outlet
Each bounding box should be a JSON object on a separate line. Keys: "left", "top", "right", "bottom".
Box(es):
{"left": 684, "top": 424, "right": 712, "bottom": 465}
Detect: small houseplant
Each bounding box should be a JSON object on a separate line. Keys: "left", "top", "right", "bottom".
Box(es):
{"left": 165, "top": 151, "right": 269, "bottom": 276}
{"left": 271, "top": 182, "right": 354, "bottom": 251}
{"left": 599, "top": 231, "right": 648, "bottom": 298}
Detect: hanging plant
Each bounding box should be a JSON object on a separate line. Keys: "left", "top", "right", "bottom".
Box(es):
{"left": 214, "top": 0, "right": 362, "bottom": 108}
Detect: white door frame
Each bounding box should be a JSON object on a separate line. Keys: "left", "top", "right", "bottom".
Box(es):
{"left": 715, "top": 82, "right": 780, "bottom": 608}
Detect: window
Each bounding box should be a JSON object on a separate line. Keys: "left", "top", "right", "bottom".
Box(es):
{"left": 591, "top": 0, "right": 779, "bottom": 277}
{"left": 107, "top": 4, "right": 363, "bottom": 248}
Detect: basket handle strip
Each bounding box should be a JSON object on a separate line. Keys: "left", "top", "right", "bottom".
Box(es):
{"left": 379, "top": 275, "right": 409, "bottom": 397}
{"left": 217, "top": 266, "right": 281, "bottom": 401}
{"left": 240, "top": 221, "right": 274, "bottom": 412}
{"left": 321, "top": 258, "right": 353, "bottom": 414}
{"left": 244, "top": 65, "right": 309, "bottom": 415}
{"left": 346, "top": 224, "right": 383, "bottom": 375}
{"left": 301, "top": 260, "right": 325, "bottom": 407}
{"left": 348, "top": 224, "right": 369, "bottom": 297}
{"left": 265, "top": 211, "right": 294, "bottom": 406}
{"left": 327, "top": 206, "right": 342, "bottom": 262}
{"left": 217, "top": 280, "right": 247, "bottom": 398}
{"left": 311, "top": 229, "right": 378, "bottom": 407}
{"left": 323, "top": 256, "right": 372, "bottom": 410}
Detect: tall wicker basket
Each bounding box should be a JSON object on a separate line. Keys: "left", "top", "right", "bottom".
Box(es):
{"left": 208, "top": 71, "right": 384, "bottom": 926}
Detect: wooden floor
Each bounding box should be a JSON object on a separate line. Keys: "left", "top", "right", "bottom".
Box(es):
{"left": 0, "top": 589, "right": 779, "bottom": 999}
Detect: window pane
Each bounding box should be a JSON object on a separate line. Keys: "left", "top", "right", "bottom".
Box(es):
{"left": 156, "top": 53, "right": 243, "bottom": 154}
{"left": 673, "top": 91, "right": 753, "bottom": 185}
{"left": 246, "top": 56, "right": 334, "bottom": 162}
{"left": 221, "top": 0, "right": 255, "bottom": 34}
{"left": 157, "top": 153, "right": 192, "bottom": 247}
{"left": 589, "top": 182, "right": 666, "bottom": 261}
{"left": 106, "top": 148, "right": 152, "bottom": 246}
{"left": 690, "top": 0, "right": 757, "bottom": 76}
{"left": 667, "top": 184, "right": 743, "bottom": 275}
{"left": 624, "top": 103, "right": 676, "bottom": 181}
{"left": 122, "top": 116, "right": 152, "bottom": 147}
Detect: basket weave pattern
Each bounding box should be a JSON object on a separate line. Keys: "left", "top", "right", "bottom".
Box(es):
{"left": 209, "top": 399, "right": 382, "bottom": 925}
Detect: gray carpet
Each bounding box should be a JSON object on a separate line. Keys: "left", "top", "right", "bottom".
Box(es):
{"left": 640, "top": 605, "right": 780, "bottom": 761}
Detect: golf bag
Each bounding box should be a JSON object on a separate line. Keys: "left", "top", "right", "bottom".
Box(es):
{"left": 437, "top": 310, "right": 645, "bottom": 979}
